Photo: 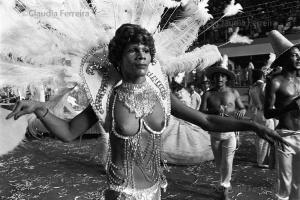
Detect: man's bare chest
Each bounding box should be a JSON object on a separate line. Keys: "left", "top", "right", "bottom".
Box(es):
{"left": 207, "top": 92, "right": 236, "bottom": 109}
{"left": 277, "top": 80, "right": 300, "bottom": 107}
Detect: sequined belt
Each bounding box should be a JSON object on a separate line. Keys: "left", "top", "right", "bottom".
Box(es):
{"left": 107, "top": 181, "right": 161, "bottom": 200}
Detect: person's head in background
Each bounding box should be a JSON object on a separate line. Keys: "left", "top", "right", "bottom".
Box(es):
{"left": 188, "top": 83, "right": 196, "bottom": 94}
{"left": 269, "top": 30, "right": 300, "bottom": 74}
{"left": 205, "top": 60, "right": 235, "bottom": 89}
{"left": 170, "top": 80, "right": 184, "bottom": 99}
{"left": 200, "top": 74, "right": 210, "bottom": 92}
{"left": 252, "top": 69, "right": 265, "bottom": 83}
{"left": 211, "top": 72, "right": 230, "bottom": 88}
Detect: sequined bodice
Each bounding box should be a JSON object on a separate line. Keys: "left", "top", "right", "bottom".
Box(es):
{"left": 107, "top": 91, "right": 167, "bottom": 190}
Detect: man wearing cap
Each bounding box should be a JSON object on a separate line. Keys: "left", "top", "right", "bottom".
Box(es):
{"left": 201, "top": 58, "right": 246, "bottom": 200}
{"left": 264, "top": 30, "right": 300, "bottom": 200}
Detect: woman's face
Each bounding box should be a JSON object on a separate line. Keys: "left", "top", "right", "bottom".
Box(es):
{"left": 120, "top": 43, "right": 151, "bottom": 83}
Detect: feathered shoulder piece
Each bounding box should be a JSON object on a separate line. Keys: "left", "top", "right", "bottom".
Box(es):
{"left": 80, "top": 44, "right": 121, "bottom": 125}
{"left": 147, "top": 61, "right": 171, "bottom": 118}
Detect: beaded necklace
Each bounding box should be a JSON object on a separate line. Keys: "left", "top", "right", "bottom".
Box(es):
{"left": 115, "top": 80, "right": 159, "bottom": 118}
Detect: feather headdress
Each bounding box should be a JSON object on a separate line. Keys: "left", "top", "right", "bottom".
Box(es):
{"left": 0, "top": 0, "right": 225, "bottom": 155}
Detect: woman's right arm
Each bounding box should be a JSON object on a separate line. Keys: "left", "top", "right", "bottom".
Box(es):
{"left": 6, "top": 101, "right": 98, "bottom": 142}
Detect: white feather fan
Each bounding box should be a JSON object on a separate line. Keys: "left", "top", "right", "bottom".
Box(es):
{"left": 0, "top": 0, "right": 224, "bottom": 156}
{"left": 155, "top": 0, "right": 213, "bottom": 57}
{"left": 162, "top": 44, "right": 222, "bottom": 75}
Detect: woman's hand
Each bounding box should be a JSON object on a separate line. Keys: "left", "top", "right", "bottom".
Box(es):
{"left": 6, "top": 100, "right": 46, "bottom": 120}
{"left": 254, "top": 122, "right": 289, "bottom": 151}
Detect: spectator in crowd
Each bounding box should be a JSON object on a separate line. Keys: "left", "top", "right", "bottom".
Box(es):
{"left": 200, "top": 74, "right": 211, "bottom": 95}
{"left": 188, "top": 83, "right": 201, "bottom": 110}
{"left": 201, "top": 60, "right": 246, "bottom": 200}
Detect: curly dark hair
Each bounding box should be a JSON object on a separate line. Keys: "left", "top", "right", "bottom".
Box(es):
{"left": 108, "top": 23, "right": 156, "bottom": 70}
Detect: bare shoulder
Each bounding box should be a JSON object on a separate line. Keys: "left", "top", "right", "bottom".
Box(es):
{"left": 269, "top": 74, "right": 283, "bottom": 89}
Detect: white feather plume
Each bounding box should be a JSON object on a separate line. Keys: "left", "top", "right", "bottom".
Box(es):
{"left": 267, "top": 52, "right": 276, "bottom": 65}
{"left": 162, "top": 0, "right": 181, "bottom": 8}
{"left": 262, "top": 53, "right": 276, "bottom": 75}
{"left": 0, "top": 0, "right": 221, "bottom": 156}
{"left": 0, "top": 60, "right": 80, "bottom": 88}
{"left": 229, "top": 27, "right": 253, "bottom": 44}
{"left": 162, "top": 44, "right": 222, "bottom": 76}
{"left": 155, "top": 0, "right": 213, "bottom": 59}
{"left": 174, "top": 72, "right": 186, "bottom": 84}
{"left": 1, "top": 0, "right": 215, "bottom": 89}
{"left": 0, "top": 0, "right": 108, "bottom": 66}
{"left": 91, "top": 0, "right": 170, "bottom": 34}
{"left": 221, "top": 54, "right": 229, "bottom": 68}
{"left": 223, "top": 0, "right": 243, "bottom": 17}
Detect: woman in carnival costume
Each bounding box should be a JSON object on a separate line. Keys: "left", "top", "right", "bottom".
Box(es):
{"left": 1, "top": 0, "right": 288, "bottom": 199}
{"left": 4, "top": 22, "right": 288, "bottom": 200}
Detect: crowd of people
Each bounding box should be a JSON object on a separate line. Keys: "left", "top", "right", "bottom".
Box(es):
{"left": 195, "top": 0, "right": 300, "bottom": 45}
{"left": 0, "top": 87, "right": 19, "bottom": 104}
{"left": 164, "top": 29, "right": 300, "bottom": 199}
{"left": 1, "top": 0, "right": 300, "bottom": 200}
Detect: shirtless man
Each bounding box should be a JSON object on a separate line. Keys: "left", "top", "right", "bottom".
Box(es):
{"left": 264, "top": 30, "right": 300, "bottom": 200}
{"left": 201, "top": 60, "right": 246, "bottom": 200}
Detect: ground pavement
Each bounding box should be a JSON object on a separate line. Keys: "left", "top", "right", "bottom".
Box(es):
{"left": 0, "top": 132, "right": 277, "bottom": 200}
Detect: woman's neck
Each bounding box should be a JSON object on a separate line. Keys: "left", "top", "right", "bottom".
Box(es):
{"left": 122, "top": 76, "right": 146, "bottom": 84}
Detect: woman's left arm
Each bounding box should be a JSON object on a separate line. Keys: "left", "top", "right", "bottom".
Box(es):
{"left": 170, "top": 93, "right": 287, "bottom": 146}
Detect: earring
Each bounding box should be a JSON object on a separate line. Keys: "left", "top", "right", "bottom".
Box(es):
{"left": 151, "top": 58, "right": 157, "bottom": 65}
